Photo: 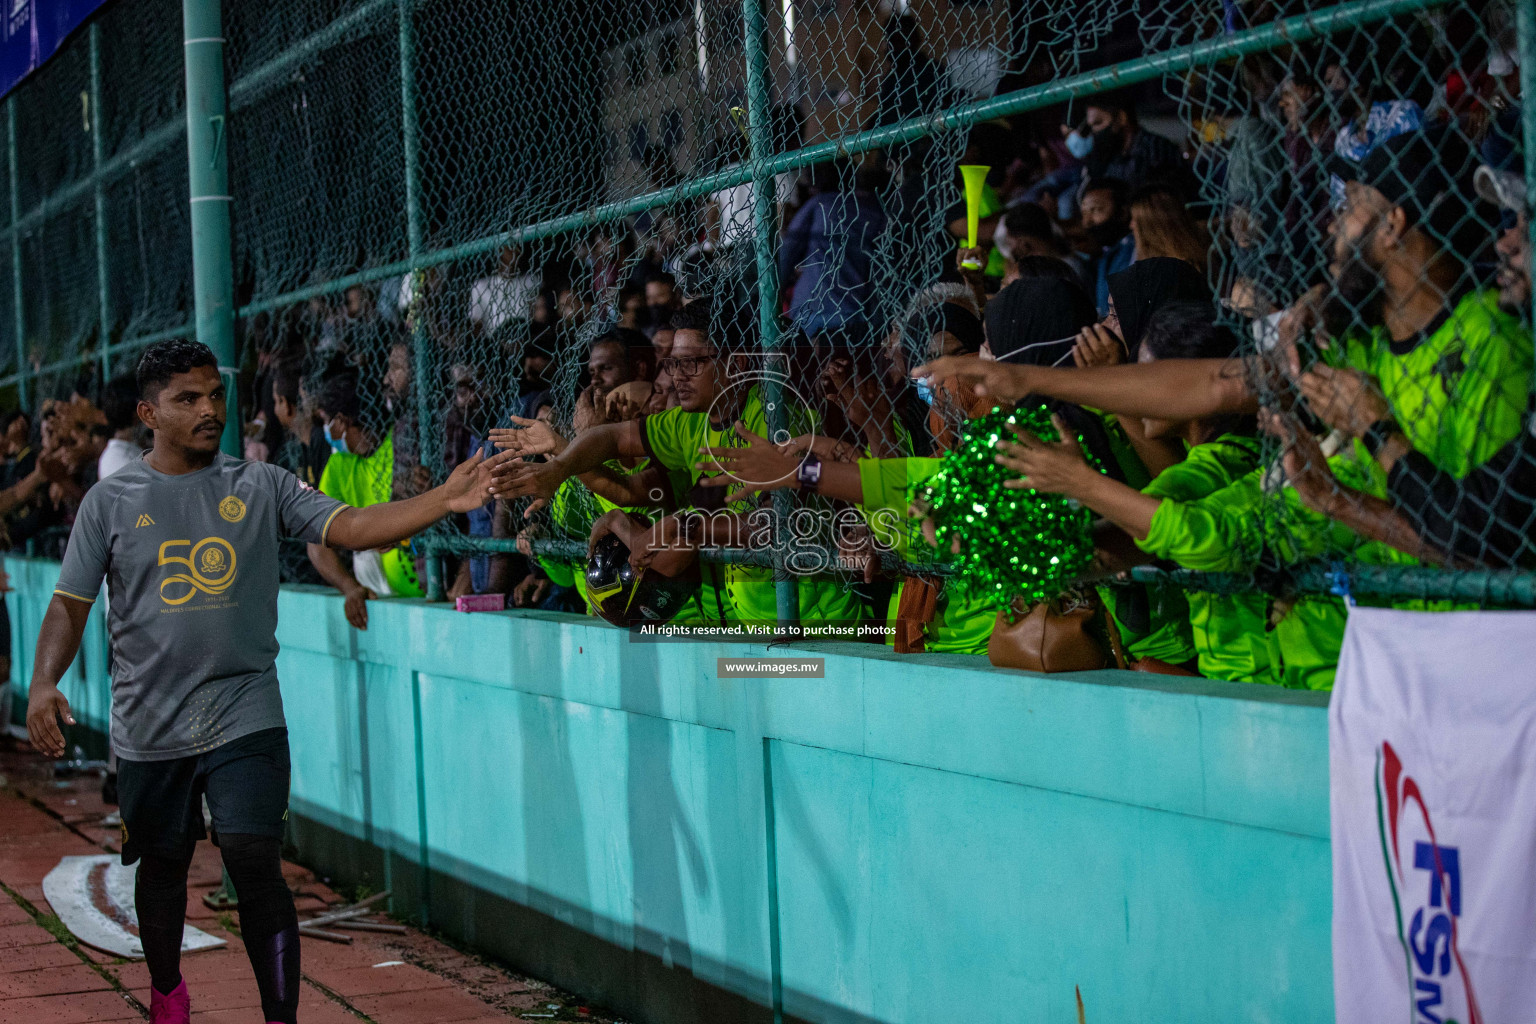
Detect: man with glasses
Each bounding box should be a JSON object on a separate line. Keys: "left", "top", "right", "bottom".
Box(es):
{"left": 489, "top": 299, "right": 862, "bottom": 628}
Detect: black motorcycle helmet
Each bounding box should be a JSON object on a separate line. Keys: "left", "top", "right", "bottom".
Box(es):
{"left": 584, "top": 533, "right": 700, "bottom": 629}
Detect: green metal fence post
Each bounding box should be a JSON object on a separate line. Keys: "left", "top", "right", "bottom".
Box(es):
{"left": 6, "top": 97, "right": 26, "bottom": 412}
{"left": 180, "top": 0, "right": 239, "bottom": 456}
{"left": 90, "top": 24, "right": 111, "bottom": 385}
{"left": 1519, "top": 0, "right": 1536, "bottom": 387}
{"left": 742, "top": 0, "right": 798, "bottom": 631}
{"left": 398, "top": 0, "right": 443, "bottom": 600}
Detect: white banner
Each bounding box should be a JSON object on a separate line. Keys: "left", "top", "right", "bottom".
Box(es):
{"left": 1332, "top": 606, "right": 1536, "bottom": 1024}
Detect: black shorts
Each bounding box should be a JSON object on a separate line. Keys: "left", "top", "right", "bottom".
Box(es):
{"left": 117, "top": 727, "right": 291, "bottom": 865}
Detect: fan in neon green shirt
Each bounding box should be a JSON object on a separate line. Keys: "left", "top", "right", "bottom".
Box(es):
{"left": 483, "top": 299, "right": 860, "bottom": 628}
{"left": 641, "top": 383, "right": 860, "bottom": 626}
{"left": 1329, "top": 288, "right": 1531, "bottom": 478}
{"left": 1137, "top": 435, "right": 1272, "bottom": 682}
{"left": 1315, "top": 129, "right": 1532, "bottom": 480}
{"left": 986, "top": 295, "right": 1344, "bottom": 687}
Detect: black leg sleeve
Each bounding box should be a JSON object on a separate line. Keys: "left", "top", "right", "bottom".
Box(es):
{"left": 219, "top": 833, "right": 300, "bottom": 1024}
{"left": 135, "top": 851, "right": 193, "bottom": 997}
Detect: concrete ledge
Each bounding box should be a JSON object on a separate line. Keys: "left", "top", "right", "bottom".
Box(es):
{"left": 5, "top": 555, "right": 1334, "bottom": 1024}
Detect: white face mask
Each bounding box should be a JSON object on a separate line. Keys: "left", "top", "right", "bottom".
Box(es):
{"left": 992, "top": 219, "right": 1012, "bottom": 260}
{"left": 1065, "top": 128, "right": 1094, "bottom": 160}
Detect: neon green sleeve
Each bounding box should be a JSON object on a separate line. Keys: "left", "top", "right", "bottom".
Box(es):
{"left": 318, "top": 456, "right": 346, "bottom": 503}
{"left": 639, "top": 408, "right": 703, "bottom": 474}
{"left": 539, "top": 558, "right": 576, "bottom": 587}
{"left": 1434, "top": 296, "right": 1532, "bottom": 476}
{"left": 1139, "top": 469, "right": 1265, "bottom": 572}
{"left": 1141, "top": 436, "right": 1262, "bottom": 503}
{"left": 857, "top": 457, "right": 942, "bottom": 513}
{"left": 857, "top": 457, "right": 942, "bottom": 557}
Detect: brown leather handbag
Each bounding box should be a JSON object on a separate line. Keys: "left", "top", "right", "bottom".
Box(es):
{"left": 894, "top": 577, "right": 940, "bottom": 653}
{"left": 987, "top": 594, "right": 1114, "bottom": 673}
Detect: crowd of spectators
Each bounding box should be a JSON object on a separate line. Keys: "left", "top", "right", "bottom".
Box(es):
{"left": 6, "top": 12, "right": 1530, "bottom": 693}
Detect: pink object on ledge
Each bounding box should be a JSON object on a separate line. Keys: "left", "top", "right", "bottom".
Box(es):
{"left": 455, "top": 593, "right": 507, "bottom": 613}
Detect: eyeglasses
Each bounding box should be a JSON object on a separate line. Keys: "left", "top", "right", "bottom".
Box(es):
{"left": 657, "top": 355, "right": 714, "bottom": 378}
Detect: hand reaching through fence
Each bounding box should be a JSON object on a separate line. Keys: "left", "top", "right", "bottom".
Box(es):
{"left": 488, "top": 416, "right": 568, "bottom": 458}
{"left": 1295, "top": 366, "right": 1391, "bottom": 439}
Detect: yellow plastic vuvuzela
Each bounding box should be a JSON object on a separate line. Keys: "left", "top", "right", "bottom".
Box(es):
{"left": 959, "top": 164, "right": 990, "bottom": 270}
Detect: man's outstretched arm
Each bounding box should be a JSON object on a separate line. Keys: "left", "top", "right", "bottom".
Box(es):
{"left": 487, "top": 419, "right": 647, "bottom": 500}
{"left": 325, "top": 452, "right": 490, "bottom": 551}
{"left": 914, "top": 356, "right": 1258, "bottom": 421}
{"left": 26, "top": 595, "right": 92, "bottom": 758}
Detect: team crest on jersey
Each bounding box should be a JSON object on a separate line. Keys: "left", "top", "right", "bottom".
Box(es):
{"left": 135, "top": 514, "right": 155, "bottom": 528}
{"left": 158, "top": 538, "right": 238, "bottom": 606}
{"left": 218, "top": 496, "right": 246, "bottom": 522}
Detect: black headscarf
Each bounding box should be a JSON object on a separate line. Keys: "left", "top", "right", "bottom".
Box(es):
{"left": 983, "top": 277, "right": 1097, "bottom": 366}
{"left": 916, "top": 301, "right": 985, "bottom": 355}
{"left": 1106, "top": 256, "right": 1212, "bottom": 353}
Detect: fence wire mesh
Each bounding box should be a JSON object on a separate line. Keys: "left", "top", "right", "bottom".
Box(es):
{"left": 0, "top": 0, "right": 1533, "bottom": 648}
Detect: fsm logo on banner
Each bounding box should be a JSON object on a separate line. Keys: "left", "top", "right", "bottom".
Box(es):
{"left": 1377, "top": 740, "right": 1481, "bottom": 1024}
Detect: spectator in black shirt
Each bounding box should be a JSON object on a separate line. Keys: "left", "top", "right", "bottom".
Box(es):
{"left": 271, "top": 363, "right": 329, "bottom": 489}
{"left": 1079, "top": 92, "right": 1186, "bottom": 195}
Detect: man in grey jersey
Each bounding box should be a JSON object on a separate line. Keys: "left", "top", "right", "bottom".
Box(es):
{"left": 27, "top": 339, "right": 490, "bottom": 1024}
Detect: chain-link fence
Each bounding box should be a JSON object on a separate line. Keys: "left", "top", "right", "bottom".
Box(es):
{"left": 1, "top": 0, "right": 1533, "bottom": 641}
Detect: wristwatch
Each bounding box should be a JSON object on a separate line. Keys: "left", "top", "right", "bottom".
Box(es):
{"left": 796, "top": 452, "right": 823, "bottom": 492}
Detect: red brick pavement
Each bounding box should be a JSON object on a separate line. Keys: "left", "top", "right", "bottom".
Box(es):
{"left": 0, "top": 744, "right": 623, "bottom": 1024}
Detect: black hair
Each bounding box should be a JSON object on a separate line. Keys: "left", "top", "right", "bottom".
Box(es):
{"left": 1081, "top": 176, "right": 1129, "bottom": 209}
{"left": 1012, "top": 255, "right": 1081, "bottom": 285}
{"left": 136, "top": 339, "right": 218, "bottom": 401}
{"left": 315, "top": 370, "right": 362, "bottom": 423}
{"left": 101, "top": 377, "right": 139, "bottom": 433}
{"left": 1084, "top": 90, "right": 1136, "bottom": 123}
{"left": 1140, "top": 301, "right": 1238, "bottom": 361}
{"left": 1, "top": 410, "right": 29, "bottom": 434}
{"left": 271, "top": 362, "right": 302, "bottom": 408}
{"left": 1002, "top": 204, "right": 1057, "bottom": 245}
{"left": 669, "top": 298, "right": 712, "bottom": 335}
{"left": 590, "top": 329, "right": 647, "bottom": 362}
{"left": 612, "top": 327, "right": 652, "bottom": 353}
{"left": 646, "top": 271, "right": 676, "bottom": 289}
{"left": 669, "top": 297, "right": 751, "bottom": 358}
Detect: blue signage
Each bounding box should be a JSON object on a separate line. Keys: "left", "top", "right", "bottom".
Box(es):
{"left": 2, "top": 0, "right": 113, "bottom": 99}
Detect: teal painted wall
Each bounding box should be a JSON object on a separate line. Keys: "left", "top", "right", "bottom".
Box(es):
{"left": 5, "top": 556, "right": 1334, "bottom": 1023}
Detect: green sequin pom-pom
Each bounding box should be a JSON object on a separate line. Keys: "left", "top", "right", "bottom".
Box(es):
{"left": 916, "top": 405, "right": 1098, "bottom": 609}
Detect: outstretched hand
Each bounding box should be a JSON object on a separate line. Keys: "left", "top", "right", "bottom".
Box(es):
{"left": 440, "top": 451, "right": 492, "bottom": 513}
{"left": 1262, "top": 409, "right": 1342, "bottom": 515}
{"left": 696, "top": 422, "right": 800, "bottom": 505}
{"left": 994, "top": 414, "right": 1094, "bottom": 496}
{"left": 485, "top": 449, "right": 565, "bottom": 501}
{"left": 912, "top": 356, "right": 1035, "bottom": 406}
{"left": 1296, "top": 365, "right": 1390, "bottom": 439}
{"left": 488, "top": 416, "right": 567, "bottom": 458}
